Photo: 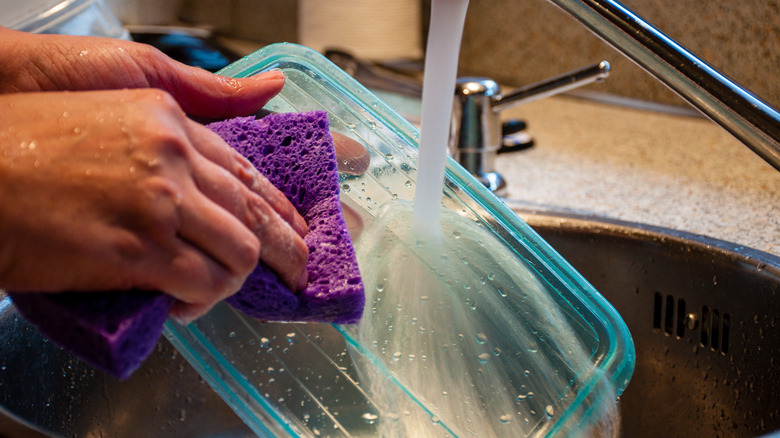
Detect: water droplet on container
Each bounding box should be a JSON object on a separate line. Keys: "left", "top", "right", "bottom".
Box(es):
{"left": 476, "top": 333, "right": 488, "bottom": 344}
{"left": 477, "top": 353, "right": 490, "bottom": 364}
{"left": 499, "top": 414, "right": 512, "bottom": 424}
{"left": 362, "top": 413, "right": 378, "bottom": 423}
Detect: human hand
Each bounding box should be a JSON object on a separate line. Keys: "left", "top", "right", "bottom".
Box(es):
{"left": 0, "top": 26, "right": 280, "bottom": 119}
{"left": 0, "top": 89, "right": 309, "bottom": 323}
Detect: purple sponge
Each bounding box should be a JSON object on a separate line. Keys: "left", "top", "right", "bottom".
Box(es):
{"left": 10, "top": 291, "right": 175, "bottom": 380}
{"left": 10, "top": 110, "right": 364, "bottom": 379}
{"left": 209, "top": 111, "right": 365, "bottom": 324}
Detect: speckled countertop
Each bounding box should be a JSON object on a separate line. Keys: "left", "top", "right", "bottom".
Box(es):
{"left": 492, "top": 95, "right": 780, "bottom": 257}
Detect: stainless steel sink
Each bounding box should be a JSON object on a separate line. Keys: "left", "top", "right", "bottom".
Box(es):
{"left": 513, "top": 209, "right": 780, "bottom": 438}
{"left": 1, "top": 210, "right": 778, "bottom": 437}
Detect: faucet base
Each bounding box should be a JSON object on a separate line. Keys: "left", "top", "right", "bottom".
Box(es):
{"left": 476, "top": 171, "right": 507, "bottom": 196}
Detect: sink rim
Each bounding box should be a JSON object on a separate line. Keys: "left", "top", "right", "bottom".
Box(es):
{"left": 507, "top": 204, "right": 780, "bottom": 275}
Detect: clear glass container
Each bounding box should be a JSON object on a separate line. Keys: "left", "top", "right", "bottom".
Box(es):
{"left": 164, "top": 43, "right": 635, "bottom": 437}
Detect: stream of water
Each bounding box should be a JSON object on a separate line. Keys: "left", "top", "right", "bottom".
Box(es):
{"left": 350, "top": 0, "right": 620, "bottom": 435}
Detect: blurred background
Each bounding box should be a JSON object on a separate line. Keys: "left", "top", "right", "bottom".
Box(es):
{"left": 169, "top": 0, "right": 778, "bottom": 109}
{"left": 2, "top": 0, "right": 776, "bottom": 109}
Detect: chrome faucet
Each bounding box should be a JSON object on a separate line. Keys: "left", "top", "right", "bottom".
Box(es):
{"left": 544, "top": 0, "right": 780, "bottom": 171}
{"left": 450, "top": 62, "right": 610, "bottom": 195}
{"left": 450, "top": 0, "right": 780, "bottom": 194}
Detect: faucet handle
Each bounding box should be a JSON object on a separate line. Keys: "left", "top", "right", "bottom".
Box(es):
{"left": 449, "top": 61, "right": 610, "bottom": 195}
{"left": 493, "top": 61, "right": 610, "bottom": 111}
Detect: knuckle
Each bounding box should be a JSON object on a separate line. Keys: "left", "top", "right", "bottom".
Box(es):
{"left": 110, "top": 229, "right": 146, "bottom": 260}
{"left": 131, "top": 176, "right": 182, "bottom": 230}
{"left": 234, "top": 236, "right": 261, "bottom": 275}
{"left": 151, "top": 129, "right": 190, "bottom": 159}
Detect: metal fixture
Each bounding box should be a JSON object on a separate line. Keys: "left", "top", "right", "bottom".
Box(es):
{"left": 545, "top": 0, "right": 780, "bottom": 171}
{"left": 450, "top": 61, "right": 610, "bottom": 194}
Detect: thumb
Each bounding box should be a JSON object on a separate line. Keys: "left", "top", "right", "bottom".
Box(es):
{"left": 149, "top": 58, "right": 285, "bottom": 119}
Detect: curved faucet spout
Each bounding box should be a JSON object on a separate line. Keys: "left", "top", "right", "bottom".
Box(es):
{"left": 546, "top": 0, "right": 780, "bottom": 171}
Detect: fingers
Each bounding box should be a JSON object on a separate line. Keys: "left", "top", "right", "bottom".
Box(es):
{"left": 147, "top": 50, "right": 286, "bottom": 118}
{"left": 186, "top": 150, "right": 310, "bottom": 290}
{"left": 183, "top": 120, "right": 309, "bottom": 288}
{"left": 332, "top": 132, "right": 370, "bottom": 175}
{"left": 162, "top": 189, "right": 258, "bottom": 325}
{"left": 184, "top": 119, "right": 308, "bottom": 236}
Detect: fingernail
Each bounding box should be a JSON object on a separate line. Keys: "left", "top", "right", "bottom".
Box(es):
{"left": 171, "top": 313, "right": 193, "bottom": 326}
{"left": 294, "top": 213, "right": 309, "bottom": 236}
{"left": 169, "top": 306, "right": 196, "bottom": 326}
{"left": 296, "top": 269, "right": 309, "bottom": 292}
{"left": 253, "top": 70, "right": 285, "bottom": 82}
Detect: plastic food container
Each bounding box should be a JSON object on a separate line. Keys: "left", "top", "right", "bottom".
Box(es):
{"left": 0, "top": 0, "right": 129, "bottom": 40}
{"left": 164, "top": 43, "right": 635, "bottom": 437}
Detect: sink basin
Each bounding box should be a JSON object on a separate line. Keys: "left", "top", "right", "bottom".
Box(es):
{"left": 1, "top": 209, "right": 778, "bottom": 437}
{"left": 511, "top": 208, "right": 780, "bottom": 438}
